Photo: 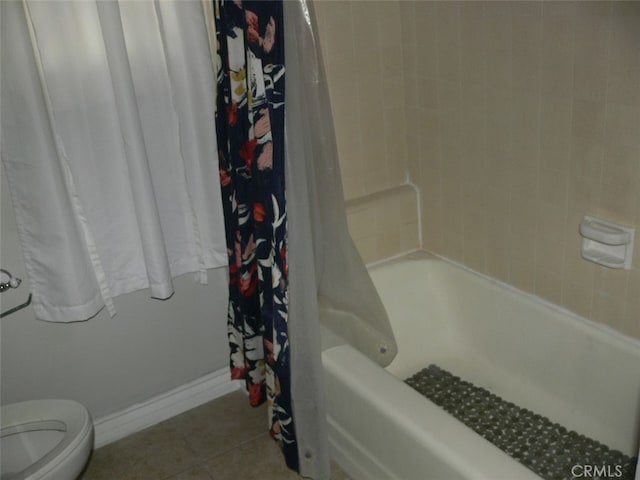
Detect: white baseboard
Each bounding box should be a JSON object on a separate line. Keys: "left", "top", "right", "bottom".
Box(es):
{"left": 93, "top": 367, "right": 238, "bottom": 448}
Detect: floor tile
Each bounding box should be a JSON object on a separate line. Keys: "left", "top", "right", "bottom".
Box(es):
{"left": 82, "top": 431, "right": 199, "bottom": 480}
{"left": 123, "top": 438, "right": 198, "bottom": 480}
{"left": 329, "top": 462, "right": 352, "bottom": 480}
{"left": 204, "top": 433, "right": 303, "bottom": 479}
{"left": 81, "top": 433, "right": 149, "bottom": 480}
{"left": 179, "top": 390, "right": 267, "bottom": 460}
{"left": 165, "top": 465, "right": 214, "bottom": 480}
{"left": 80, "top": 390, "right": 351, "bottom": 480}
{"left": 205, "top": 434, "right": 351, "bottom": 480}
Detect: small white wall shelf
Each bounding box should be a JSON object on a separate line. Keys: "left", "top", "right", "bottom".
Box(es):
{"left": 579, "top": 215, "right": 635, "bottom": 269}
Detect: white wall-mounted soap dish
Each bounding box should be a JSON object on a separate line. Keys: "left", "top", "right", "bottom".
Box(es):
{"left": 579, "top": 215, "right": 635, "bottom": 269}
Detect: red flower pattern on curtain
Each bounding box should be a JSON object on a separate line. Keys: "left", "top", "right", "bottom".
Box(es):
{"left": 213, "top": 0, "right": 298, "bottom": 471}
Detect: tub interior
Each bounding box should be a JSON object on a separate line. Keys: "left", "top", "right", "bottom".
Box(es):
{"left": 367, "top": 253, "right": 640, "bottom": 457}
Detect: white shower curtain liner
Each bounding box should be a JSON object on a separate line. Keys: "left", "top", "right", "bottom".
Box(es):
{"left": 284, "top": 1, "right": 397, "bottom": 478}
{"left": 1, "top": 0, "right": 228, "bottom": 322}
{"left": 284, "top": 0, "right": 398, "bottom": 369}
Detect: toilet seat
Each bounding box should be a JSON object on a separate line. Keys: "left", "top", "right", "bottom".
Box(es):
{"left": 1, "top": 399, "right": 94, "bottom": 480}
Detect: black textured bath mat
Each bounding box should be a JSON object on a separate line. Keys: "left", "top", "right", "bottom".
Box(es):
{"left": 405, "top": 364, "right": 638, "bottom": 480}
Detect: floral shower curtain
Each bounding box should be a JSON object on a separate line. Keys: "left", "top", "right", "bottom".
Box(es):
{"left": 213, "top": 0, "right": 297, "bottom": 471}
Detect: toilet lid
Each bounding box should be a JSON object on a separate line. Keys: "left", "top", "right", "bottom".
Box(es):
{"left": 1, "top": 399, "right": 93, "bottom": 480}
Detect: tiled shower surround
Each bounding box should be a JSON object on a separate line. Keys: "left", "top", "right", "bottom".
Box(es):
{"left": 313, "top": 1, "right": 640, "bottom": 340}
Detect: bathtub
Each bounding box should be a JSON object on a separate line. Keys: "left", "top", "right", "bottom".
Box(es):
{"left": 322, "top": 252, "right": 640, "bottom": 480}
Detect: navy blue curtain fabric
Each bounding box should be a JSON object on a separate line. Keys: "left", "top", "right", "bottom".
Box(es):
{"left": 213, "top": 0, "right": 297, "bottom": 470}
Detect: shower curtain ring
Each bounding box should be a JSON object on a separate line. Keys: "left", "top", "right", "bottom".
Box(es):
{"left": 0, "top": 269, "right": 22, "bottom": 292}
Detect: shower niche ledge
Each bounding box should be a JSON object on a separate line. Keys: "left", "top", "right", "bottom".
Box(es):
{"left": 579, "top": 215, "right": 635, "bottom": 269}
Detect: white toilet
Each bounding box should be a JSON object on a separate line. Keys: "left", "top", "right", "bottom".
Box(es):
{"left": 1, "top": 399, "right": 94, "bottom": 480}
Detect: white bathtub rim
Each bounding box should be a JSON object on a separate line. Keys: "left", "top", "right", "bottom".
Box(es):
{"left": 327, "top": 416, "right": 401, "bottom": 480}
{"left": 368, "top": 249, "right": 640, "bottom": 351}
{"left": 367, "top": 250, "right": 640, "bottom": 456}
{"left": 323, "top": 344, "right": 542, "bottom": 480}
{"left": 365, "top": 247, "right": 423, "bottom": 270}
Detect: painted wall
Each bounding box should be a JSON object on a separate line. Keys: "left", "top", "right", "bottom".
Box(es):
{"left": 1, "top": 171, "right": 231, "bottom": 418}
{"left": 316, "top": 1, "right": 639, "bottom": 340}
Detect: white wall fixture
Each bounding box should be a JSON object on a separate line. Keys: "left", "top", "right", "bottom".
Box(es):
{"left": 579, "top": 216, "right": 635, "bottom": 270}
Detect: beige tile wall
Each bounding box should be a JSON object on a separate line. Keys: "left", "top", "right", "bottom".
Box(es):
{"left": 314, "top": 1, "right": 639, "bottom": 340}
{"left": 345, "top": 185, "right": 420, "bottom": 264}
{"left": 314, "top": 0, "right": 408, "bottom": 200}
{"left": 402, "top": 1, "right": 640, "bottom": 339}
{"left": 314, "top": 1, "right": 419, "bottom": 263}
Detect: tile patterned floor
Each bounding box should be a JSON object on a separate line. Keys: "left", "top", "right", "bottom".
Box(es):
{"left": 80, "top": 390, "right": 350, "bottom": 480}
